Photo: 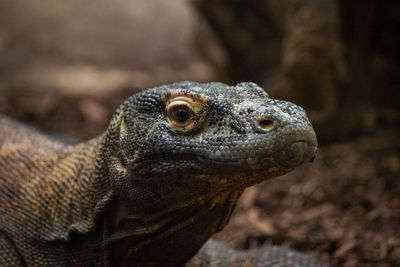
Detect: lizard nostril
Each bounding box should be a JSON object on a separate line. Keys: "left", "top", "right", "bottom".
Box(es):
{"left": 257, "top": 118, "right": 274, "bottom": 130}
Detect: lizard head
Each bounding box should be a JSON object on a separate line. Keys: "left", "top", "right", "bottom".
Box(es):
{"left": 101, "top": 81, "right": 317, "bottom": 264}
{"left": 103, "top": 81, "right": 317, "bottom": 201}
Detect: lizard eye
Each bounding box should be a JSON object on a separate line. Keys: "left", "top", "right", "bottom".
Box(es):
{"left": 169, "top": 106, "right": 191, "bottom": 124}
{"left": 166, "top": 98, "right": 196, "bottom": 131}
{"left": 168, "top": 104, "right": 193, "bottom": 125}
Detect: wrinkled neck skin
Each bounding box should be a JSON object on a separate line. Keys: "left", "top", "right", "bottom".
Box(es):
{"left": 102, "top": 153, "right": 246, "bottom": 266}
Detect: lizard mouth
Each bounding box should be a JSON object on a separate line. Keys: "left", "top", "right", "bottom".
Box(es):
{"left": 267, "top": 139, "right": 317, "bottom": 168}
{"left": 196, "top": 139, "right": 317, "bottom": 169}
{"left": 132, "top": 137, "right": 317, "bottom": 179}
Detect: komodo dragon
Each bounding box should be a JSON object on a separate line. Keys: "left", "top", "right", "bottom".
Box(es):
{"left": 0, "top": 81, "right": 324, "bottom": 266}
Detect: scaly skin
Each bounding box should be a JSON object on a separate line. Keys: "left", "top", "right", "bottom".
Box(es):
{"left": 0, "top": 82, "right": 324, "bottom": 266}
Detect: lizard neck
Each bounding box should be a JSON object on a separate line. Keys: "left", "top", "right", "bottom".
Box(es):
{"left": 65, "top": 134, "right": 114, "bottom": 235}
{"left": 31, "top": 133, "right": 114, "bottom": 241}
{"left": 103, "top": 183, "right": 244, "bottom": 266}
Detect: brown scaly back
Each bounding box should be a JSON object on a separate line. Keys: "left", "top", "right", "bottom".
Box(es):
{"left": 0, "top": 116, "right": 111, "bottom": 265}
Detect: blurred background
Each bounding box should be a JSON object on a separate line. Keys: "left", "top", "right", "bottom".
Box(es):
{"left": 0, "top": 0, "right": 399, "bottom": 265}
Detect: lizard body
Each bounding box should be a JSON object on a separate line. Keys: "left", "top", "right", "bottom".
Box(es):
{"left": 0, "top": 81, "right": 323, "bottom": 266}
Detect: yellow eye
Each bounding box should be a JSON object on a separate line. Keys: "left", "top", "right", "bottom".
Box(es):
{"left": 166, "top": 98, "right": 196, "bottom": 131}
{"left": 167, "top": 104, "right": 193, "bottom": 126}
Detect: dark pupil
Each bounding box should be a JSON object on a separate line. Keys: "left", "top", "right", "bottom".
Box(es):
{"left": 174, "top": 109, "right": 189, "bottom": 123}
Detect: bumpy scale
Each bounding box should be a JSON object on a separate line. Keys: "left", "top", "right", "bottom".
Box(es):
{"left": 0, "top": 82, "right": 325, "bottom": 266}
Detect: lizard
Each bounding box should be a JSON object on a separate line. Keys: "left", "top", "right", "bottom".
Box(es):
{"left": 0, "top": 81, "right": 323, "bottom": 266}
